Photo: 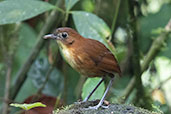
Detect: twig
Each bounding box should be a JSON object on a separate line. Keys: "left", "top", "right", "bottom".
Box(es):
{"left": 28, "top": 65, "right": 55, "bottom": 102}
{"left": 0, "top": 28, "right": 7, "bottom": 58}
{"left": 0, "top": 23, "right": 21, "bottom": 114}
{"left": 122, "top": 19, "right": 171, "bottom": 102}
{"left": 157, "top": 75, "right": 171, "bottom": 89}
{"left": 62, "top": 11, "right": 69, "bottom": 26}
{"left": 127, "top": 0, "right": 151, "bottom": 108}
{"left": 37, "top": 66, "right": 54, "bottom": 95}
{"left": 119, "top": 76, "right": 136, "bottom": 102}
{"left": 75, "top": 76, "right": 86, "bottom": 99}
{"left": 2, "top": 58, "right": 13, "bottom": 114}
{"left": 120, "top": 29, "right": 133, "bottom": 75}
{"left": 95, "top": 0, "right": 102, "bottom": 15}
{"left": 141, "top": 19, "right": 171, "bottom": 72}
{"left": 10, "top": 0, "right": 63, "bottom": 100}
{"left": 36, "top": 50, "right": 60, "bottom": 95}
{"left": 108, "top": 0, "right": 121, "bottom": 41}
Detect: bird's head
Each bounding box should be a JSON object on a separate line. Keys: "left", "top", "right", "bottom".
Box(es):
{"left": 43, "top": 27, "right": 82, "bottom": 46}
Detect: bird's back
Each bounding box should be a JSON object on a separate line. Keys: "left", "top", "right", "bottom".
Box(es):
{"left": 68, "top": 38, "right": 121, "bottom": 77}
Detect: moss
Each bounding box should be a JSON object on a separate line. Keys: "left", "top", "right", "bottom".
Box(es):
{"left": 54, "top": 100, "right": 162, "bottom": 114}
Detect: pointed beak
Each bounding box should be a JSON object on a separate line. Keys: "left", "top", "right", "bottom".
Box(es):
{"left": 43, "top": 34, "right": 58, "bottom": 40}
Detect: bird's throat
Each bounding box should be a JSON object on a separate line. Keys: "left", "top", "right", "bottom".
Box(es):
{"left": 57, "top": 41, "right": 77, "bottom": 69}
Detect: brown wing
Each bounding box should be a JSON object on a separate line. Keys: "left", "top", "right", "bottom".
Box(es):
{"left": 84, "top": 38, "right": 121, "bottom": 76}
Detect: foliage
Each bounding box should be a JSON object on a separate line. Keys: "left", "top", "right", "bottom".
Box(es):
{"left": 82, "top": 78, "right": 105, "bottom": 100}
{"left": 0, "top": 0, "right": 171, "bottom": 114}
{"left": 10, "top": 102, "right": 46, "bottom": 111}
{"left": 65, "top": 0, "right": 79, "bottom": 11}
{"left": 0, "top": 0, "right": 55, "bottom": 25}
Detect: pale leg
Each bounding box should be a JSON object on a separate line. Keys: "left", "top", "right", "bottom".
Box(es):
{"left": 88, "top": 77, "right": 115, "bottom": 109}
{"left": 83, "top": 78, "right": 104, "bottom": 102}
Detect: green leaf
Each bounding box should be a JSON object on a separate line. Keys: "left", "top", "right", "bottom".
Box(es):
{"left": 0, "top": 0, "right": 55, "bottom": 25}
{"left": 15, "top": 76, "right": 37, "bottom": 103}
{"left": 155, "top": 57, "right": 171, "bottom": 78}
{"left": 64, "top": 64, "right": 80, "bottom": 104}
{"left": 139, "top": 4, "right": 171, "bottom": 53}
{"left": 81, "top": 0, "right": 94, "bottom": 12}
{"left": 151, "top": 27, "right": 165, "bottom": 35}
{"left": 12, "top": 23, "right": 37, "bottom": 76}
{"left": 65, "top": 0, "right": 79, "bottom": 11}
{"left": 72, "top": 11, "right": 111, "bottom": 42}
{"left": 10, "top": 102, "right": 46, "bottom": 111}
{"left": 11, "top": 23, "right": 38, "bottom": 102}
{"left": 28, "top": 58, "right": 64, "bottom": 97}
{"left": 82, "top": 78, "right": 105, "bottom": 101}
{"left": 72, "top": 11, "right": 113, "bottom": 52}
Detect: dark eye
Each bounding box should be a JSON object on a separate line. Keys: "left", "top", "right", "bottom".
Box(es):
{"left": 61, "top": 32, "right": 68, "bottom": 38}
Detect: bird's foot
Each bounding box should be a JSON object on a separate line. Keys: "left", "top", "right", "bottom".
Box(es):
{"left": 81, "top": 99, "right": 87, "bottom": 103}
{"left": 75, "top": 99, "right": 91, "bottom": 106}
{"left": 101, "top": 105, "right": 109, "bottom": 109}
{"left": 77, "top": 99, "right": 87, "bottom": 104}
{"left": 84, "top": 104, "right": 109, "bottom": 110}
{"left": 78, "top": 99, "right": 97, "bottom": 104}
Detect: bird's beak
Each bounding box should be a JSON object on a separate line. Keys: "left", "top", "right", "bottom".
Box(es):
{"left": 43, "top": 34, "right": 58, "bottom": 40}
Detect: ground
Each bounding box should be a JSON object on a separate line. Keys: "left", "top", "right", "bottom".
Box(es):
{"left": 54, "top": 100, "right": 161, "bottom": 114}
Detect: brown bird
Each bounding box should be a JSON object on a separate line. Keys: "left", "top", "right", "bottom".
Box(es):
{"left": 43, "top": 27, "right": 121, "bottom": 109}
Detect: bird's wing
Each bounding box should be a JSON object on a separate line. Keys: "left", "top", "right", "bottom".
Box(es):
{"left": 84, "top": 39, "right": 121, "bottom": 76}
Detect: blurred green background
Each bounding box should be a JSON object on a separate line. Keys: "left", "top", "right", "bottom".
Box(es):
{"left": 0, "top": 0, "right": 171, "bottom": 113}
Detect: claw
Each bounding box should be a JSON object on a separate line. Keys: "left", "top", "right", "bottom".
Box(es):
{"left": 84, "top": 104, "right": 109, "bottom": 110}
{"left": 101, "top": 105, "right": 109, "bottom": 109}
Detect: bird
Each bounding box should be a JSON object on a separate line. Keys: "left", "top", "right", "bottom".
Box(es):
{"left": 43, "top": 27, "right": 121, "bottom": 109}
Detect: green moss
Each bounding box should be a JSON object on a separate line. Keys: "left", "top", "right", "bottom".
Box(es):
{"left": 54, "top": 100, "right": 162, "bottom": 114}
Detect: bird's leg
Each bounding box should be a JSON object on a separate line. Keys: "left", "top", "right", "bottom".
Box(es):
{"left": 88, "top": 76, "right": 115, "bottom": 110}
{"left": 83, "top": 78, "right": 104, "bottom": 102}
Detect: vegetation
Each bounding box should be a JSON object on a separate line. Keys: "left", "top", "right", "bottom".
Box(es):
{"left": 0, "top": 0, "right": 171, "bottom": 114}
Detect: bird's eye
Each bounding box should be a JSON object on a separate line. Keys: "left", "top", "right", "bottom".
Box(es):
{"left": 61, "top": 32, "right": 68, "bottom": 38}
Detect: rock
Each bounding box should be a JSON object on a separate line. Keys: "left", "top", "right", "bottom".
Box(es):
{"left": 53, "top": 100, "right": 161, "bottom": 114}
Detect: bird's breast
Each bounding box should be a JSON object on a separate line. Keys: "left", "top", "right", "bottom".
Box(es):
{"left": 58, "top": 42, "right": 95, "bottom": 76}
{"left": 62, "top": 48, "right": 76, "bottom": 66}
{"left": 57, "top": 41, "right": 109, "bottom": 77}
{"left": 58, "top": 42, "right": 77, "bottom": 69}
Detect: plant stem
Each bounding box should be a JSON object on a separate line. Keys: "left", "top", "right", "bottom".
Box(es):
{"left": 141, "top": 20, "right": 171, "bottom": 72}
{"left": 126, "top": 0, "right": 152, "bottom": 108}
{"left": 63, "top": 12, "right": 69, "bottom": 26}
{"left": 121, "top": 19, "right": 171, "bottom": 104}
{"left": 108, "top": 0, "right": 121, "bottom": 41}
{"left": 37, "top": 50, "right": 60, "bottom": 95}
{"left": 37, "top": 66, "right": 54, "bottom": 94}
{"left": 0, "top": 23, "right": 20, "bottom": 114}
{"left": 10, "top": 0, "right": 63, "bottom": 101}
{"left": 55, "top": 7, "right": 65, "bottom": 14}
{"left": 2, "top": 59, "right": 12, "bottom": 114}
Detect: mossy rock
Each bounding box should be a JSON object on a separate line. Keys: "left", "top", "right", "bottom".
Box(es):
{"left": 54, "top": 100, "right": 161, "bottom": 114}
